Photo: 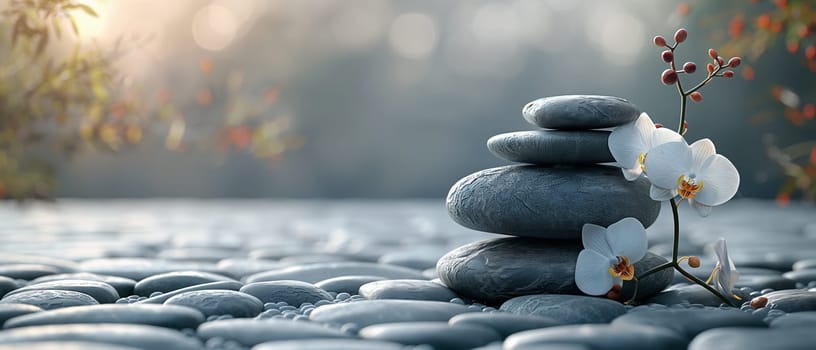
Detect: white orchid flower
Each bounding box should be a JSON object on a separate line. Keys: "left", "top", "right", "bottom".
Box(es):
{"left": 642, "top": 138, "right": 740, "bottom": 217}
{"left": 706, "top": 238, "right": 740, "bottom": 298}
{"left": 608, "top": 113, "right": 682, "bottom": 180}
{"left": 575, "top": 217, "right": 648, "bottom": 296}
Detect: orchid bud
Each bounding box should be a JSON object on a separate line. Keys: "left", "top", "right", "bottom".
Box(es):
{"left": 674, "top": 28, "right": 688, "bottom": 43}
{"left": 727, "top": 57, "right": 742, "bottom": 68}
{"left": 687, "top": 256, "right": 701, "bottom": 268}
{"left": 717, "top": 56, "right": 725, "bottom": 66}
{"left": 708, "top": 48, "right": 719, "bottom": 60}
{"left": 661, "top": 69, "right": 678, "bottom": 85}
{"left": 751, "top": 296, "right": 768, "bottom": 309}
{"left": 689, "top": 92, "right": 703, "bottom": 102}
{"left": 707, "top": 63, "right": 715, "bottom": 73}
{"left": 683, "top": 62, "right": 697, "bottom": 73}
{"left": 654, "top": 123, "right": 664, "bottom": 128}
{"left": 653, "top": 35, "right": 667, "bottom": 47}
{"left": 683, "top": 121, "right": 689, "bottom": 130}
{"left": 661, "top": 50, "right": 674, "bottom": 63}
{"left": 722, "top": 71, "right": 735, "bottom": 78}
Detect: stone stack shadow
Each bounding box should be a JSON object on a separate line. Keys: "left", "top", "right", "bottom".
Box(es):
{"left": 436, "top": 95, "right": 673, "bottom": 305}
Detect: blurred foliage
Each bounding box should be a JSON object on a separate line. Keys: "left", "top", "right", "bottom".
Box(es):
{"left": 697, "top": 0, "right": 816, "bottom": 204}
{"left": 0, "top": 0, "right": 301, "bottom": 200}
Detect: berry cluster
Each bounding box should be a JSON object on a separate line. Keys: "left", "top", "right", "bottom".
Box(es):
{"left": 653, "top": 28, "right": 742, "bottom": 134}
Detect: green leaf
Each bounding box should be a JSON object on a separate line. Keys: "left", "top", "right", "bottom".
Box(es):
{"left": 34, "top": 31, "right": 48, "bottom": 57}
{"left": 76, "top": 4, "right": 98, "bottom": 17}
{"left": 51, "top": 16, "right": 62, "bottom": 38}
{"left": 68, "top": 15, "right": 79, "bottom": 35}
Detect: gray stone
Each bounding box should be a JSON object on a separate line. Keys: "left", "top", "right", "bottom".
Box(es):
{"left": 0, "top": 341, "right": 141, "bottom": 350}
{"left": 309, "top": 300, "right": 477, "bottom": 328}
{"left": 437, "top": 237, "right": 671, "bottom": 304}
{"left": 245, "top": 262, "right": 426, "bottom": 284}
{"left": 0, "top": 277, "right": 17, "bottom": 298}
{"left": 3, "top": 304, "right": 204, "bottom": 330}
{"left": 448, "top": 312, "right": 562, "bottom": 338}
{"left": 612, "top": 308, "right": 766, "bottom": 337}
{"left": 78, "top": 258, "right": 225, "bottom": 281}
{"left": 359, "top": 279, "right": 458, "bottom": 302}
{"left": 500, "top": 294, "right": 626, "bottom": 324}
{"left": 135, "top": 281, "right": 243, "bottom": 304}
{"left": 689, "top": 327, "right": 815, "bottom": 350}
{"left": 215, "top": 259, "right": 285, "bottom": 279}
{"left": 793, "top": 259, "right": 816, "bottom": 271}
{"left": 240, "top": 280, "right": 333, "bottom": 307}
{"left": 0, "top": 304, "right": 42, "bottom": 327}
{"left": 359, "top": 321, "right": 502, "bottom": 350}
{"left": 762, "top": 290, "right": 816, "bottom": 312}
{"left": 133, "top": 270, "right": 236, "bottom": 296}
{"left": 522, "top": 95, "right": 640, "bottom": 130}
{"left": 31, "top": 273, "right": 136, "bottom": 297}
{"left": 446, "top": 165, "right": 659, "bottom": 238}
{"left": 378, "top": 250, "right": 444, "bottom": 270}
{"left": 163, "top": 290, "right": 263, "bottom": 317}
{"left": 0, "top": 324, "right": 202, "bottom": 350}
{"left": 0, "top": 255, "right": 77, "bottom": 273}
{"left": 0, "top": 264, "right": 61, "bottom": 280}
{"left": 504, "top": 324, "right": 687, "bottom": 350}
{"left": 252, "top": 339, "right": 406, "bottom": 350}
{"left": 782, "top": 270, "right": 816, "bottom": 284}
{"left": 5, "top": 280, "right": 120, "bottom": 303}
{"left": 314, "top": 276, "right": 386, "bottom": 295}
{"left": 647, "top": 284, "right": 740, "bottom": 307}
{"left": 736, "top": 274, "right": 796, "bottom": 290}
{"left": 770, "top": 311, "right": 816, "bottom": 328}
{"left": 487, "top": 130, "right": 614, "bottom": 165}
{"left": 155, "top": 248, "right": 239, "bottom": 262}
{"left": 197, "top": 318, "right": 351, "bottom": 346}
{"left": 0, "top": 290, "right": 99, "bottom": 310}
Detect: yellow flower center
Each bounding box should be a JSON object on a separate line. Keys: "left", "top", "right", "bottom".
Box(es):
{"left": 638, "top": 152, "right": 646, "bottom": 172}
{"left": 677, "top": 174, "right": 704, "bottom": 199}
{"left": 608, "top": 255, "right": 635, "bottom": 281}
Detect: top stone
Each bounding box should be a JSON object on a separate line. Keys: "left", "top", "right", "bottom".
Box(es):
{"left": 522, "top": 95, "right": 640, "bottom": 130}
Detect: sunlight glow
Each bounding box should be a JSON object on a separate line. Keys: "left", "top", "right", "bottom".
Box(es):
{"left": 192, "top": 4, "right": 239, "bottom": 51}
{"left": 388, "top": 13, "right": 438, "bottom": 60}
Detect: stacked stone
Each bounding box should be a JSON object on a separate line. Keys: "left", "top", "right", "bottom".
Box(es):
{"left": 437, "top": 95, "right": 673, "bottom": 305}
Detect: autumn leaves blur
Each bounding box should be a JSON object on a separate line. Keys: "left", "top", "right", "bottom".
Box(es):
{"left": 0, "top": 0, "right": 302, "bottom": 199}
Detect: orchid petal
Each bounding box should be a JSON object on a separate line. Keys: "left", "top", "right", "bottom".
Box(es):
{"left": 650, "top": 127, "right": 683, "bottom": 148}
{"left": 634, "top": 113, "right": 656, "bottom": 145}
{"left": 690, "top": 138, "right": 716, "bottom": 174}
{"left": 622, "top": 167, "right": 642, "bottom": 181}
{"left": 691, "top": 200, "right": 713, "bottom": 217}
{"left": 609, "top": 117, "right": 649, "bottom": 169}
{"left": 605, "top": 217, "right": 647, "bottom": 263}
{"left": 582, "top": 223, "right": 614, "bottom": 258}
{"left": 575, "top": 249, "right": 615, "bottom": 296}
{"left": 650, "top": 185, "right": 676, "bottom": 201}
{"left": 713, "top": 238, "right": 739, "bottom": 294}
{"left": 643, "top": 141, "right": 692, "bottom": 190}
{"left": 695, "top": 154, "right": 740, "bottom": 206}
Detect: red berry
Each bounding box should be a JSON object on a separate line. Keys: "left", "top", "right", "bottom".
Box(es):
{"left": 708, "top": 48, "right": 719, "bottom": 60}
{"left": 803, "top": 104, "right": 816, "bottom": 119}
{"left": 683, "top": 62, "right": 697, "bottom": 73}
{"left": 661, "top": 69, "right": 679, "bottom": 85}
{"left": 727, "top": 57, "right": 742, "bottom": 68}
{"left": 661, "top": 50, "right": 674, "bottom": 63}
{"left": 654, "top": 35, "right": 667, "bottom": 47}
{"left": 689, "top": 92, "right": 703, "bottom": 102}
{"left": 674, "top": 28, "right": 688, "bottom": 43}
{"left": 722, "top": 70, "right": 735, "bottom": 78}
{"left": 806, "top": 46, "right": 816, "bottom": 60}
{"left": 707, "top": 63, "right": 715, "bottom": 73}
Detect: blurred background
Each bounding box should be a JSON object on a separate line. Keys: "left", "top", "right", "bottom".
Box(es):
{"left": 1, "top": 0, "right": 814, "bottom": 201}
